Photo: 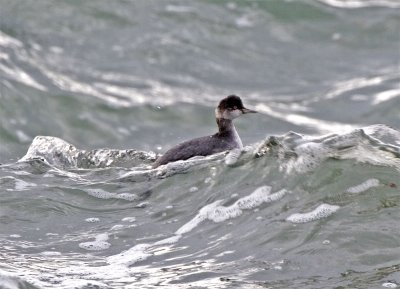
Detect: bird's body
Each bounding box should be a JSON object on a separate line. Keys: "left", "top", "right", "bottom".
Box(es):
{"left": 152, "top": 95, "right": 256, "bottom": 168}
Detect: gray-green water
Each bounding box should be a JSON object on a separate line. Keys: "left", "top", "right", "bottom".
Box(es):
{"left": 0, "top": 0, "right": 399, "bottom": 288}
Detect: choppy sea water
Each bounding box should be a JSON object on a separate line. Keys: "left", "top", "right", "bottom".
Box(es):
{"left": 1, "top": 0, "right": 399, "bottom": 288}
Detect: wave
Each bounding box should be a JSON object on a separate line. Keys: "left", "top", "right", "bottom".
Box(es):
{"left": 2, "top": 124, "right": 399, "bottom": 288}
{"left": 18, "top": 124, "right": 400, "bottom": 173}
{"left": 256, "top": 124, "right": 400, "bottom": 173}
{"left": 19, "top": 136, "right": 157, "bottom": 169}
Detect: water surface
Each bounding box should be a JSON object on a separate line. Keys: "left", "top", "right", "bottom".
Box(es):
{"left": 0, "top": 0, "right": 399, "bottom": 288}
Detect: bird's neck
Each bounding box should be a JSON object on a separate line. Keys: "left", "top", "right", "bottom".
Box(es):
{"left": 216, "top": 118, "right": 243, "bottom": 148}
{"left": 216, "top": 118, "right": 234, "bottom": 134}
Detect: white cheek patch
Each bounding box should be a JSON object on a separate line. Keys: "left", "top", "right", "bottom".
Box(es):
{"left": 223, "top": 109, "right": 242, "bottom": 120}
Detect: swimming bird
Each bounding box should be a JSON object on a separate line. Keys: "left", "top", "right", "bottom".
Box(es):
{"left": 152, "top": 95, "right": 257, "bottom": 168}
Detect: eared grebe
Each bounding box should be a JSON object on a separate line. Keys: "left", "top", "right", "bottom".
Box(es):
{"left": 153, "top": 95, "right": 256, "bottom": 168}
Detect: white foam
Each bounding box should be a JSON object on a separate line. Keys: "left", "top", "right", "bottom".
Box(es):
{"left": 154, "top": 235, "right": 181, "bottom": 245}
{"left": 19, "top": 136, "right": 79, "bottom": 166}
{"left": 286, "top": 142, "right": 331, "bottom": 173}
{"left": 79, "top": 233, "right": 111, "bottom": 251}
{"left": 236, "top": 187, "right": 286, "bottom": 209}
{"left": 208, "top": 205, "right": 243, "bottom": 223}
{"left": 208, "top": 188, "right": 287, "bottom": 223}
{"left": 117, "top": 193, "right": 138, "bottom": 201}
{"left": 86, "top": 189, "right": 114, "bottom": 199}
{"left": 257, "top": 126, "right": 400, "bottom": 174}
{"left": 225, "top": 148, "right": 242, "bottom": 165}
{"left": 107, "top": 244, "right": 152, "bottom": 266}
{"left": 121, "top": 217, "right": 136, "bottom": 223}
{"left": 286, "top": 204, "right": 340, "bottom": 224}
{"left": 177, "top": 186, "right": 286, "bottom": 229}
{"left": 79, "top": 241, "right": 110, "bottom": 251}
{"left": 59, "top": 279, "right": 109, "bottom": 289}
{"left": 107, "top": 186, "right": 286, "bottom": 267}
{"left": 175, "top": 200, "right": 222, "bottom": 235}
{"left": 40, "top": 251, "right": 61, "bottom": 256}
{"left": 346, "top": 178, "right": 380, "bottom": 194}
{"left": 135, "top": 202, "right": 148, "bottom": 208}
{"left": 110, "top": 225, "right": 124, "bottom": 231}
{"left": 57, "top": 263, "right": 130, "bottom": 281}
{"left": 85, "top": 218, "right": 100, "bottom": 223}
{"left": 382, "top": 282, "right": 398, "bottom": 288}
{"left": 86, "top": 189, "right": 137, "bottom": 201}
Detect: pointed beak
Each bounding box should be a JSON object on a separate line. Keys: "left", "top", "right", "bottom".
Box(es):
{"left": 241, "top": 107, "right": 257, "bottom": 114}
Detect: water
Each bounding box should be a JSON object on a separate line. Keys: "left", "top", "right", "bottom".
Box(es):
{"left": 0, "top": 0, "right": 399, "bottom": 288}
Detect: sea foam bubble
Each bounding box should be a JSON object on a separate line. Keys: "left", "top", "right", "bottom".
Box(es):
{"left": 286, "top": 203, "right": 340, "bottom": 224}
{"left": 346, "top": 178, "right": 380, "bottom": 194}
{"left": 85, "top": 217, "right": 100, "bottom": 223}
{"left": 225, "top": 148, "right": 242, "bottom": 165}
{"left": 177, "top": 186, "right": 287, "bottom": 229}
{"left": 86, "top": 189, "right": 137, "bottom": 201}
{"left": 79, "top": 233, "right": 111, "bottom": 251}
{"left": 382, "top": 282, "right": 398, "bottom": 288}
{"left": 107, "top": 244, "right": 152, "bottom": 266}
{"left": 107, "top": 185, "right": 286, "bottom": 267}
